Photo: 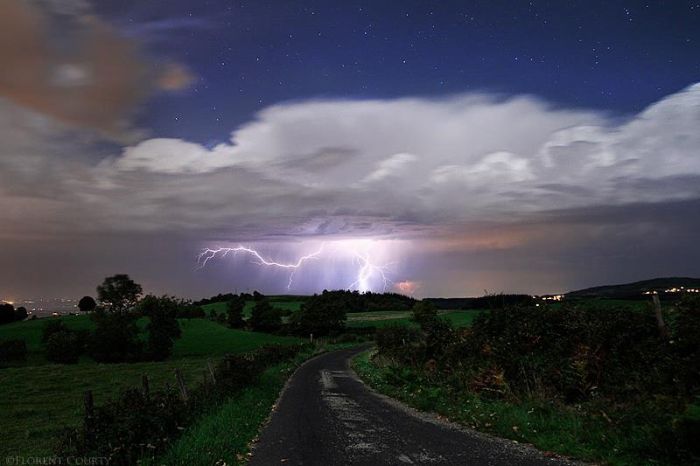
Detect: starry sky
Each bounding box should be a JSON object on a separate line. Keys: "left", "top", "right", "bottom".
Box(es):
{"left": 1, "top": 0, "right": 700, "bottom": 300}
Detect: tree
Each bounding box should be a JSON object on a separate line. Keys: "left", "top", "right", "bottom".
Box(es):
{"left": 96, "top": 274, "right": 143, "bottom": 315}
{"left": 14, "top": 306, "right": 28, "bottom": 321}
{"left": 89, "top": 311, "right": 142, "bottom": 363}
{"left": 226, "top": 297, "right": 245, "bottom": 328}
{"left": 289, "top": 293, "right": 347, "bottom": 337}
{"left": 0, "top": 303, "right": 15, "bottom": 325}
{"left": 77, "top": 296, "right": 97, "bottom": 313}
{"left": 139, "top": 295, "right": 182, "bottom": 361}
{"left": 249, "top": 300, "right": 282, "bottom": 333}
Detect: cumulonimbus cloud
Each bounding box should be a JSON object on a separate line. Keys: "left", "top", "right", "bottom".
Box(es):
{"left": 2, "top": 82, "right": 700, "bottom": 242}
{"left": 109, "top": 83, "right": 700, "bottom": 233}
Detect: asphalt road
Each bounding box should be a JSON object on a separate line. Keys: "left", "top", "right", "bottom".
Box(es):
{"left": 249, "top": 346, "right": 575, "bottom": 466}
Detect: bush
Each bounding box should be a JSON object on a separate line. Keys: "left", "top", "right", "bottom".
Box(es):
{"left": 376, "top": 325, "right": 422, "bottom": 363}
{"left": 411, "top": 300, "right": 438, "bottom": 327}
{"left": 42, "top": 319, "right": 69, "bottom": 343}
{"left": 57, "top": 344, "right": 304, "bottom": 465}
{"left": 0, "top": 339, "right": 27, "bottom": 363}
{"left": 46, "top": 331, "right": 82, "bottom": 364}
{"left": 249, "top": 300, "right": 282, "bottom": 333}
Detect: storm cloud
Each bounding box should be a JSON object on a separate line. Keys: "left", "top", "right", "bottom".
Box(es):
{"left": 1, "top": 84, "right": 700, "bottom": 298}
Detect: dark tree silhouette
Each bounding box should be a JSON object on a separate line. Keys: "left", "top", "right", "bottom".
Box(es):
{"left": 139, "top": 295, "right": 182, "bottom": 361}
{"left": 289, "top": 293, "right": 347, "bottom": 336}
{"left": 97, "top": 274, "right": 142, "bottom": 315}
{"left": 77, "top": 296, "right": 97, "bottom": 313}
{"left": 226, "top": 296, "right": 246, "bottom": 328}
{"left": 0, "top": 303, "right": 15, "bottom": 325}
{"left": 14, "top": 306, "right": 28, "bottom": 321}
{"left": 249, "top": 300, "right": 282, "bottom": 333}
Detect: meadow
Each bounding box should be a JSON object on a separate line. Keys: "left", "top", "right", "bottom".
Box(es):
{"left": 0, "top": 315, "right": 300, "bottom": 458}
{"left": 346, "top": 309, "right": 483, "bottom": 328}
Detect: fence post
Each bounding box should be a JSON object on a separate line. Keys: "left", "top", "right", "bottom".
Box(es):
{"left": 207, "top": 360, "right": 217, "bottom": 385}
{"left": 141, "top": 374, "right": 150, "bottom": 398}
{"left": 174, "top": 368, "right": 189, "bottom": 402}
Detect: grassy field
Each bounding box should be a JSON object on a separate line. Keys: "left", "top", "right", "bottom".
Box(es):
{"left": 0, "top": 316, "right": 300, "bottom": 458}
{"left": 347, "top": 309, "right": 483, "bottom": 328}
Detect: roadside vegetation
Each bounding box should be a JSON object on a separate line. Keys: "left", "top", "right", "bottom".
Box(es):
{"left": 354, "top": 297, "right": 700, "bottom": 465}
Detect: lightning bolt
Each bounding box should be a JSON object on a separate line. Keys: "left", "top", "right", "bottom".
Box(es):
{"left": 197, "top": 244, "right": 325, "bottom": 289}
{"left": 197, "top": 240, "right": 394, "bottom": 292}
{"left": 348, "top": 250, "right": 393, "bottom": 292}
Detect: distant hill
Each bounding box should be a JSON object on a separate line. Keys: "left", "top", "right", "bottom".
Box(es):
{"left": 566, "top": 277, "right": 700, "bottom": 299}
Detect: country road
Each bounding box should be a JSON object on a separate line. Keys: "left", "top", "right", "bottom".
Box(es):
{"left": 249, "top": 346, "right": 575, "bottom": 466}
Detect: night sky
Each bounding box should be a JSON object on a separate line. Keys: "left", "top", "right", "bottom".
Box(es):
{"left": 1, "top": 0, "right": 700, "bottom": 300}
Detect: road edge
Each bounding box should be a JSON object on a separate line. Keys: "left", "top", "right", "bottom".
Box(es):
{"left": 348, "top": 348, "right": 589, "bottom": 466}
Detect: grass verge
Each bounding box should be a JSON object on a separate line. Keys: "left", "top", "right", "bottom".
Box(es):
{"left": 352, "top": 350, "right": 684, "bottom": 466}
{"left": 152, "top": 343, "right": 356, "bottom": 466}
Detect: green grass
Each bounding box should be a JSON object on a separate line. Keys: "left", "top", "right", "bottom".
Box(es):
{"left": 0, "top": 357, "right": 209, "bottom": 458}
{"left": 174, "top": 319, "right": 300, "bottom": 357}
{"left": 0, "top": 316, "right": 301, "bottom": 459}
{"left": 353, "top": 351, "right": 679, "bottom": 466}
{"left": 0, "top": 314, "right": 93, "bottom": 353}
{"left": 347, "top": 310, "right": 483, "bottom": 328}
{"left": 202, "top": 297, "right": 306, "bottom": 318}
{"left": 151, "top": 347, "right": 317, "bottom": 465}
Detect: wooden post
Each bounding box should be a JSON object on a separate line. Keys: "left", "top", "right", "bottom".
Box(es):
{"left": 141, "top": 374, "right": 150, "bottom": 398}
{"left": 652, "top": 294, "right": 670, "bottom": 339}
{"left": 207, "top": 360, "right": 217, "bottom": 385}
{"left": 174, "top": 368, "right": 189, "bottom": 402}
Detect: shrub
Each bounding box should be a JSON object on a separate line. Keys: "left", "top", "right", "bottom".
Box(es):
{"left": 0, "top": 339, "right": 27, "bottom": 363}
{"left": 376, "top": 325, "right": 422, "bottom": 363}
{"left": 411, "top": 300, "right": 438, "bottom": 327}
{"left": 46, "top": 331, "right": 82, "bottom": 364}
{"left": 57, "top": 344, "right": 304, "bottom": 465}
{"left": 249, "top": 300, "right": 282, "bottom": 333}
{"left": 42, "top": 319, "right": 69, "bottom": 343}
